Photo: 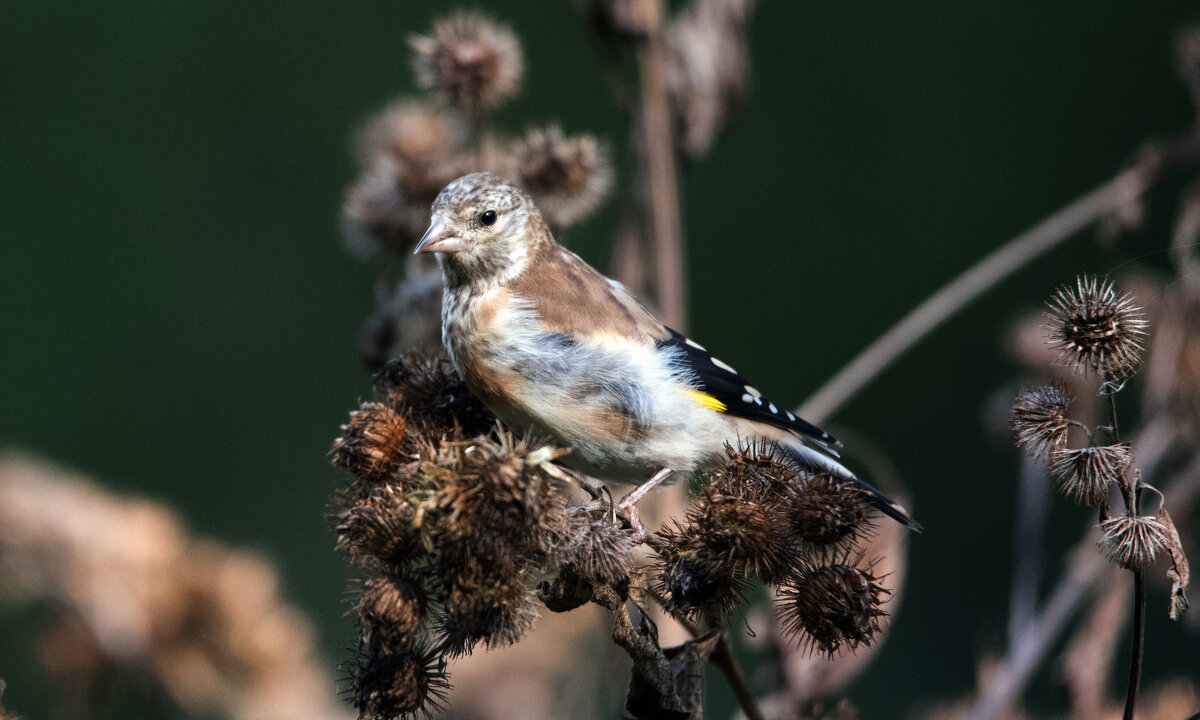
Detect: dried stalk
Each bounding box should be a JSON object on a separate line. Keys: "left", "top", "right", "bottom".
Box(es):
{"left": 800, "top": 132, "right": 1200, "bottom": 424}
{"left": 632, "top": 0, "right": 686, "bottom": 330}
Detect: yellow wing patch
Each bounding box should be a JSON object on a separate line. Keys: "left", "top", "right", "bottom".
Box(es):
{"left": 683, "top": 388, "right": 727, "bottom": 412}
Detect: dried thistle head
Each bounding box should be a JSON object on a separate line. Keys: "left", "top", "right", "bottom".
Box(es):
{"left": 1099, "top": 514, "right": 1170, "bottom": 570}
{"left": 655, "top": 543, "right": 751, "bottom": 619}
{"left": 776, "top": 554, "right": 891, "bottom": 657}
{"left": 357, "top": 100, "right": 468, "bottom": 178}
{"left": 1049, "top": 444, "right": 1130, "bottom": 506}
{"left": 559, "top": 517, "right": 638, "bottom": 587}
{"left": 373, "top": 354, "right": 495, "bottom": 438}
{"left": 410, "top": 12, "right": 522, "bottom": 113}
{"left": 713, "top": 440, "right": 803, "bottom": 498}
{"left": 683, "top": 482, "right": 796, "bottom": 583}
{"left": 343, "top": 102, "right": 473, "bottom": 257}
{"left": 332, "top": 487, "right": 421, "bottom": 565}
{"left": 512, "top": 126, "right": 612, "bottom": 227}
{"left": 1011, "top": 384, "right": 1071, "bottom": 460}
{"left": 351, "top": 645, "right": 449, "bottom": 720}
{"left": 789, "top": 472, "right": 872, "bottom": 548}
{"left": 439, "top": 570, "right": 538, "bottom": 655}
{"left": 358, "top": 574, "right": 431, "bottom": 652}
{"left": 1045, "top": 276, "right": 1148, "bottom": 378}
{"left": 664, "top": 0, "right": 752, "bottom": 158}
{"left": 331, "top": 401, "right": 408, "bottom": 483}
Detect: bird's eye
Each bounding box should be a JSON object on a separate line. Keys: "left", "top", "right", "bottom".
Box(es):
{"left": 479, "top": 209, "right": 498, "bottom": 227}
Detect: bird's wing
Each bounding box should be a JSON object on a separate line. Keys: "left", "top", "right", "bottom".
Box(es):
{"left": 507, "top": 245, "right": 671, "bottom": 342}
{"left": 653, "top": 327, "right": 841, "bottom": 454}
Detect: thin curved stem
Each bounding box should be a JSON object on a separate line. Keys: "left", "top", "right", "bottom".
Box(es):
{"left": 800, "top": 132, "right": 1200, "bottom": 424}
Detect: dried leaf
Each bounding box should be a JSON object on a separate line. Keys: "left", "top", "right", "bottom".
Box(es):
{"left": 1158, "top": 505, "right": 1190, "bottom": 619}
{"left": 626, "top": 623, "right": 719, "bottom": 720}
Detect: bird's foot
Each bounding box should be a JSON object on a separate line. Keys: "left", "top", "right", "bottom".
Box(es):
{"left": 616, "top": 468, "right": 672, "bottom": 543}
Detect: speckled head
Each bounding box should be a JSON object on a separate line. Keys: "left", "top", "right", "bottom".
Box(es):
{"left": 415, "top": 172, "right": 546, "bottom": 286}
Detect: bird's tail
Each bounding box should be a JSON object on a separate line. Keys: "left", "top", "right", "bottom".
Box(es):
{"left": 781, "top": 443, "right": 922, "bottom": 532}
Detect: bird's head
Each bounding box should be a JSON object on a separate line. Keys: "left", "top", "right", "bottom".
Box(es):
{"left": 415, "top": 172, "right": 545, "bottom": 285}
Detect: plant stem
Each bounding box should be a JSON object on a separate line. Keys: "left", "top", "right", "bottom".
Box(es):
{"left": 631, "top": 0, "right": 686, "bottom": 330}
{"left": 799, "top": 131, "right": 1200, "bottom": 424}
{"left": 1123, "top": 569, "right": 1146, "bottom": 720}
{"left": 711, "top": 634, "right": 766, "bottom": 720}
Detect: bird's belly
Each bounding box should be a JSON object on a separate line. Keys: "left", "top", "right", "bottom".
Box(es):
{"left": 450, "top": 342, "right": 722, "bottom": 483}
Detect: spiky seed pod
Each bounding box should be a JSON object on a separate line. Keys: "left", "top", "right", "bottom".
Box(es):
{"left": 777, "top": 555, "right": 891, "bottom": 657}
{"left": 1045, "top": 276, "right": 1148, "bottom": 377}
{"left": 686, "top": 487, "right": 796, "bottom": 583}
{"left": 373, "top": 354, "right": 495, "bottom": 438}
{"left": 342, "top": 158, "right": 412, "bottom": 259}
{"left": 332, "top": 401, "right": 408, "bottom": 483}
{"left": 560, "top": 519, "right": 638, "bottom": 586}
{"left": 352, "top": 645, "right": 449, "bottom": 720}
{"left": 332, "top": 489, "right": 421, "bottom": 565}
{"left": 656, "top": 545, "right": 750, "bottom": 618}
{"left": 1049, "top": 444, "right": 1130, "bottom": 506}
{"left": 410, "top": 12, "right": 523, "bottom": 113}
{"left": 664, "top": 0, "right": 751, "bottom": 158}
{"left": 714, "top": 441, "right": 804, "bottom": 499}
{"left": 439, "top": 574, "right": 537, "bottom": 656}
{"left": 1099, "top": 514, "right": 1170, "bottom": 570}
{"left": 358, "top": 575, "right": 430, "bottom": 650}
{"left": 356, "top": 101, "right": 467, "bottom": 179}
{"left": 790, "top": 472, "right": 872, "bottom": 547}
{"left": 511, "top": 126, "right": 613, "bottom": 228}
{"left": 1011, "top": 384, "right": 1072, "bottom": 459}
{"left": 537, "top": 563, "right": 595, "bottom": 613}
{"left": 430, "top": 435, "right": 563, "bottom": 561}
{"left": 343, "top": 103, "right": 473, "bottom": 257}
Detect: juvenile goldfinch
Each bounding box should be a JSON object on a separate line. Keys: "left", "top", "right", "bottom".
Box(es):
{"left": 416, "top": 172, "right": 918, "bottom": 531}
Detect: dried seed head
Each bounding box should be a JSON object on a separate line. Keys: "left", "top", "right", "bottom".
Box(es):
{"left": 790, "top": 472, "right": 872, "bottom": 547}
{"left": 357, "top": 101, "right": 468, "bottom": 178}
{"left": 561, "top": 518, "right": 638, "bottom": 586}
{"left": 373, "top": 354, "right": 495, "bottom": 438}
{"left": 777, "top": 556, "right": 891, "bottom": 657}
{"left": 656, "top": 546, "right": 749, "bottom": 618}
{"left": 1099, "top": 514, "right": 1170, "bottom": 570}
{"left": 352, "top": 645, "right": 449, "bottom": 720}
{"left": 410, "top": 12, "right": 522, "bottom": 113}
{"left": 432, "top": 434, "right": 560, "bottom": 556}
{"left": 1049, "top": 444, "right": 1130, "bottom": 506}
{"left": 1011, "top": 384, "right": 1071, "bottom": 459}
{"left": 512, "top": 126, "right": 612, "bottom": 227}
{"left": 358, "top": 575, "right": 430, "bottom": 650}
{"left": 439, "top": 575, "right": 537, "bottom": 655}
{"left": 686, "top": 487, "right": 795, "bottom": 583}
{"left": 713, "top": 441, "right": 803, "bottom": 500}
{"left": 331, "top": 401, "right": 408, "bottom": 483}
{"left": 343, "top": 102, "right": 472, "bottom": 257}
{"left": 1046, "top": 276, "right": 1148, "bottom": 377}
{"left": 664, "top": 0, "right": 751, "bottom": 158}
{"left": 332, "top": 489, "right": 421, "bottom": 565}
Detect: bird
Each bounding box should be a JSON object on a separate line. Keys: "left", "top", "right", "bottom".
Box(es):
{"left": 415, "top": 171, "right": 918, "bottom": 534}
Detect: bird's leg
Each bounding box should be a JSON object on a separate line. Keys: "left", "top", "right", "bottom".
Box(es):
{"left": 618, "top": 467, "right": 673, "bottom": 541}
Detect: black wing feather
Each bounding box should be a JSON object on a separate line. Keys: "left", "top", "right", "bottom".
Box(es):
{"left": 656, "top": 327, "right": 840, "bottom": 452}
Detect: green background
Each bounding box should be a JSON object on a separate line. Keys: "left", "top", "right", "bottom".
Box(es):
{"left": 2, "top": 1, "right": 1198, "bottom": 718}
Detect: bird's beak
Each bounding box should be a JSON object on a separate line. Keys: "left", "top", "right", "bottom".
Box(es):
{"left": 414, "top": 215, "right": 465, "bottom": 254}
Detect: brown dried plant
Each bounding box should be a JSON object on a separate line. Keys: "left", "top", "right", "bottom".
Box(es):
{"left": 0, "top": 455, "right": 350, "bottom": 720}
{"left": 328, "top": 356, "right": 895, "bottom": 719}
{"left": 1008, "top": 276, "right": 1191, "bottom": 720}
